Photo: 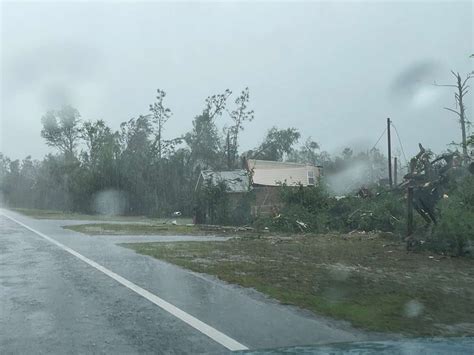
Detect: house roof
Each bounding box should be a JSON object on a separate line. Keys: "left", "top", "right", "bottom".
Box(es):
{"left": 247, "top": 159, "right": 315, "bottom": 170}
{"left": 247, "top": 159, "right": 322, "bottom": 187}
{"left": 197, "top": 170, "right": 250, "bottom": 193}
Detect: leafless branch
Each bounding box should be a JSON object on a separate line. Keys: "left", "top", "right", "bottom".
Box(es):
{"left": 462, "top": 75, "right": 472, "bottom": 88}
{"left": 433, "top": 81, "right": 457, "bottom": 88}
{"left": 444, "top": 107, "right": 461, "bottom": 116}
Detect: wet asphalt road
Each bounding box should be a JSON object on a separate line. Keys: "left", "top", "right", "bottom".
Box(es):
{"left": 0, "top": 209, "right": 374, "bottom": 354}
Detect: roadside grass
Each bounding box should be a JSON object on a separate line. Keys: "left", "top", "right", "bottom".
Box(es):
{"left": 64, "top": 223, "right": 201, "bottom": 236}
{"left": 63, "top": 221, "right": 255, "bottom": 236}
{"left": 121, "top": 233, "right": 474, "bottom": 336}
{"left": 11, "top": 207, "right": 192, "bottom": 224}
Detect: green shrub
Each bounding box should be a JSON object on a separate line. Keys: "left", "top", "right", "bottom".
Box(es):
{"left": 195, "top": 178, "right": 256, "bottom": 226}
{"left": 252, "top": 172, "right": 474, "bottom": 259}
{"left": 254, "top": 183, "right": 406, "bottom": 234}
{"left": 346, "top": 192, "right": 406, "bottom": 233}
{"left": 430, "top": 175, "right": 474, "bottom": 256}
{"left": 195, "top": 179, "right": 230, "bottom": 225}
{"left": 279, "top": 183, "right": 330, "bottom": 213}
{"left": 275, "top": 184, "right": 331, "bottom": 232}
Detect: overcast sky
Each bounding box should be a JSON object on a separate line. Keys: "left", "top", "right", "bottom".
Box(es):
{"left": 1, "top": 1, "right": 472, "bottom": 161}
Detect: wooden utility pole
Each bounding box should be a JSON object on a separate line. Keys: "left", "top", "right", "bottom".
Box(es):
{"left": 387, "top": 117, "right": 392, "bottom": 187}
{"left": 394, "top": 157, "right": 398, "bottom": 186}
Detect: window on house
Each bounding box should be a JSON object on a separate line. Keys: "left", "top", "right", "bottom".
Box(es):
{"left": 307, "top": 170, "right": 315, "bottom": 186}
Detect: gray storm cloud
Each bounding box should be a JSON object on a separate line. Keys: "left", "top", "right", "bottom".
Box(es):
{"left": 1, "top": 1, "right": 472, "bottom": 159}
{"left": 4, "top": 41, "right": 102, "bottom": 109}
{"left": 389, "top": 60, "right": 444, "bottom": 109}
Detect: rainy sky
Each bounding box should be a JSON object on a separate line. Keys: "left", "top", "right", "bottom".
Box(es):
{"left": 1, "top": 1, "right": 472, "bottom": 161}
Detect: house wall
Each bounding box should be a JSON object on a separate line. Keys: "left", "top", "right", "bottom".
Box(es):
{"left": 247, "top": 159, "right": 323, "bottom": 187}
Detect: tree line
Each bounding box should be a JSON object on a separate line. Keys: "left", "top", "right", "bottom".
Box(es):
{"left": 0, "top": 87, "right": 389, "bottom": 216}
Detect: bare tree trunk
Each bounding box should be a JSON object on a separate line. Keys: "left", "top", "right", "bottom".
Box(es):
{"left": 157, "top": 125, "right": 162, "bottom": 160}
{"left": 437, "top": 71, "right": 472, "bottom": 162}
{"left": 456, "top": 74, "right": 468, "bottom": 158}
{"left": 226, "top": 131, "right": 232, "bottom": 169}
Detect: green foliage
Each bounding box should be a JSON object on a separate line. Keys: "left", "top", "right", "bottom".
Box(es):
{"left": 3, "top": 89, "right": 252, "bottom": 217}
{"left": 195, "top": 179, "right": 230, "bottom": 225}
{"left": 327, "top": 192, "right": 405, "bottom": 233}
{"left": 247, "top": 127, "right": 301, "bottom": 161}
{"left": 185, "top": 113, "right": 222, "bottom": 168}
{"left": 225, "top": 87, "right": 254, "bottom": 169}
{"left": 430, "top": 175, "right": 474, "bottom": 256}
{"left": 345, "top": 193, "right": 406, "bottom": 233}
{"left": 254, "top": 184, "right": 330, "bottom": 233}
{"left": 280, "top": 183, "right": 329, "bottom": 212}
{"left": 149, "top": 88, "right": 172, "bottom": 159}
{"left": 254, "top": 183, "right": 406, "bottom": 234}
{"left": 41, "top": 105, "right": 81, "bottom": 157}
{"left": 251, "top": 171, "right": 473, "bottom": 259}
{"left": 287, "top": 137, "right": 321, "bottom": 165}
{"left": 194, "top": 175, "right": 255, "bottom": 226}
{"left": 467, "top": 133, "right": 474, "bottom": 147}
{"left": 257, "top": 204, "right": 327, "bottom": 233}
{"left": 3, "top": 85, "right": 470, "bottom": 256}
{"left": 204, "top": 89, "right": 232, "bottom": 120}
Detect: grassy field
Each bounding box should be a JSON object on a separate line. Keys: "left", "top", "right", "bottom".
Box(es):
{"left": 12, "top": 207, "right": 193, "bottom": 224}
{"left": 122, "top": 232, "right": 474, "bottom": 336}
{"left": 64, "top": 223, "right": 201, "bottom": 236}
{"left": 64, "top": 222, "right": 255, "bottom": 236}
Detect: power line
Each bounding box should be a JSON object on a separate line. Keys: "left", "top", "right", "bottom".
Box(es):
{"left": 370, "top": 127, "right": 387, "bottom": 151}
{"left": 391, "top": 123, "right": 408, "bottom": 165}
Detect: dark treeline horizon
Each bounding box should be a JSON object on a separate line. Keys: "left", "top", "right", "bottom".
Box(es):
{"left": 1, "top": 88, "right": 407, "bottom": 217}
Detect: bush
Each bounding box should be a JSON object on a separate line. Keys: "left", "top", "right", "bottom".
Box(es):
{"left": 429, "top": 175, "right": 474, "bottom": 256}
{"left": 252, "top": 173, "right": 474, "bottom": 259}
{"left": 195, "top": 179, "right": 230, "bottom": 225}
{"left": 259, "top": 204, "right": 330, "bottom": 233}
{"left": 346, "top": 192, "right": 406, "bottom": 233}
{"left": 195, "top": 179, "right": 255, "bottom": 226}
{"left": 279, "top": 183, "right": 330, "bottom": 213}
{"left": 253, "top": 183, "right": 407, "bottom": 234}
{"left": 273, "top": 184, "right": 331, "bottom": 233}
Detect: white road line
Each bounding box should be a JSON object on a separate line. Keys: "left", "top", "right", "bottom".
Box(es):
{"left": 0, "top": 211, "right": 248, "bottom": 352}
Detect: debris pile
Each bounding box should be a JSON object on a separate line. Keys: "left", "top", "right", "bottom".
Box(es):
{"left": 401, "top": 144, "right": 469, "bottom": 225}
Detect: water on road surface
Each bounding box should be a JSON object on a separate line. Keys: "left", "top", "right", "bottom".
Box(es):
{"left": 1, "top": 209, "right": 375, "bottom": 353}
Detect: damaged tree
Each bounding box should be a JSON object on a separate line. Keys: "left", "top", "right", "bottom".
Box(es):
{"left": 225, "top": 88, "right": 254, "bottom": 169}
{"left": 435, "top": 71, "right": 472, "bottom": 161}
{"left": 403, "top": 144, "right": 461, "bottom": 225}
{"left": 402, "top": 143, "right": 471, "bottom": 248}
